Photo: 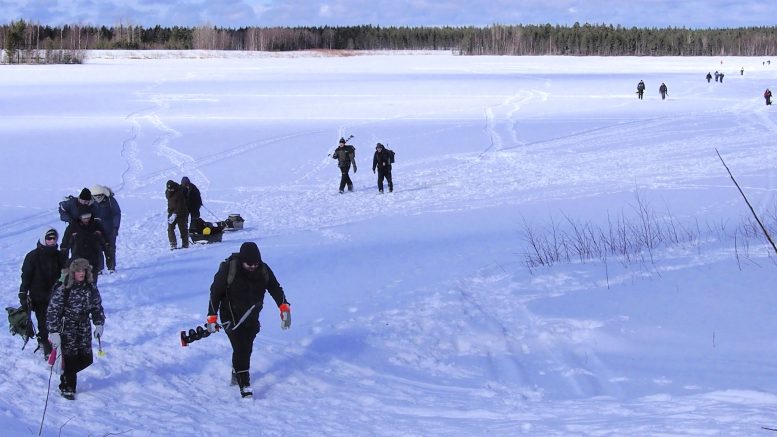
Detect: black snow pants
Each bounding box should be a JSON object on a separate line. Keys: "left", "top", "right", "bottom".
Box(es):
{"left": 377, "top": 167, "right": 393, "bottom": 192}
{"left": 339, "top": 166, "right": 353, "bottom": 192}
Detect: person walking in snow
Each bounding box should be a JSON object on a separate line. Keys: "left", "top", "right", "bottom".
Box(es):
{"left": 332, "top": 137, "right": 357, "bottom": 193}
{"left": 765, "top": 88, "right": 772, "bottom": 106}
{"left": 636, "top": 80, "right": 645, "bottom": 100}
{"left": 46, "top": 258, "right": 105, "bottom": 400}
{"left": 719, "top": 72, "right": 725, "bottom": 83}
{"left": 706, "top": 72, "right": 712, "bottom": 83}
{"left": 206, "top": 242, "right": 291, "bottom": 398}
{"left": 659, "top": 82, "right": 668, "bottom": 100}
{"left": 714, "top": 71, "right": 720, "bottom": 82}
{"left": 61, "top": 206, "right": 109, "bottom": 284}
{"left": 19, "top": 228, "right": 66, "bottom": 360}
{"left": 165, "top": 180, "right": 189, "bottom": 250}
{"left": 372, "top": 143, "right": 394, "bottom": 193}
{"left": 180, "top": 176, "right": 202, "bottom": 228}
{"left": 58, "top": 188, "right": 97, "bottom": 225}
{"left": 91, "top": 184, "right": 121, "bottom": 273}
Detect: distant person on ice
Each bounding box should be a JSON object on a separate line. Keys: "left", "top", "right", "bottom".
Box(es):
{"left": 706, "top": 72, "right": 712, "bottom": 83}
{"left": 372, "top": 143, "right": 394, "bottom": 193}
{"left": 719, "top": 72, "right": 725, "bottom": 83}
{"left": 180, "top": 176, "right": 202, "bottom": 229}
{"left": 46, "top": 258, "right": 105, "bottom": 400}
{"left": 19, "top": 228, "right": 65, "bottom": 360}
{"left": 206, "top": 242, "right": 291, "bottom": 398}
{"left": 714, "top": 71, "right": 720, "bottom": 82}
{"left": 332, "top": 137, "right": 357, "bottom": 193}
{"left": 636, "top": 80, "right": 645, "bottom": 100}
{"left": 659, "top": 82, "right": 668, "bottom": 100}
{"left": 765, "top": 88, "right": 772, "bottom": 106}
{"left": 165, "top": 180, "right": 189, "bottom": 250}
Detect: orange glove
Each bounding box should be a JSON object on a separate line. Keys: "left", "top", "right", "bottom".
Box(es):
{"left": 279, "top": 304, "right": 291, "bottom": 330}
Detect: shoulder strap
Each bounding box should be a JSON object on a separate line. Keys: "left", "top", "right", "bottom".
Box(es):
{"left": 227, "top": 258, "right": 238, "bottom": 287}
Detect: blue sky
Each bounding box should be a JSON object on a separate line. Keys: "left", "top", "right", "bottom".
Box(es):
{"left": 1, "top": 0, "right": 775, "bottom": 28}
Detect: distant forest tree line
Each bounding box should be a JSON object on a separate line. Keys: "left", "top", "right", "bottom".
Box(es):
{"left": 3, "top": 20, "right": 777, "bottom": 64}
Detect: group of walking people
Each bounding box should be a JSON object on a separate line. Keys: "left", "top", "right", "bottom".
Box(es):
{"left": 636, "top": 80, "right": 669, "bottom": 100}
{"left": 332, "top": 137, "right": 395, "bottom": 194}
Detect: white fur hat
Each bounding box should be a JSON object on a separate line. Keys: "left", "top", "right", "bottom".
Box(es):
{"left": 90, "top": 185, "right": 110, "bottom": 197}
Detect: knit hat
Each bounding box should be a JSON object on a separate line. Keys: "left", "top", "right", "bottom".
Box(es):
{"left": 181, "top": 176, "right": 190, "bottom": 186}
{"left": 238, "top": 242, "right": 261, "bottom": 265}
{"left": 339, "top": 137, "right": 346, "bottom": 144}
{"left": 376, "top": 143, "right": 384, "bottom": 150}
{"left": 79, "top": 188, "right": 92, "bottom": 201}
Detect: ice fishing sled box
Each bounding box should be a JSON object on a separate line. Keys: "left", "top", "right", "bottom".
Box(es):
{"left": 225, "top": 214, "right": 244, "bottom": 230}
{"left": 190, "top": 231, "right": 223, "bottom": 244}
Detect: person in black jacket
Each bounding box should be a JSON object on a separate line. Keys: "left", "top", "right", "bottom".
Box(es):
{"left": 332, "top": 137, "right": 357, "bottom": 193}
{"left": 166, "top": 180, "right": 189, "bottom": 249}
{"left": 372, "top": 143, "right": 394, "bottom": 193}
{"left": 181, "top": 177, "right": 203, "bottom": 228}
{"left": 206, "top": 242, "right": 291, "bottom": 398}
{"left": 19, "top": 228, "right": 66, "bottom": 359}
{"left": 61, "top": 206, "right": 109, "bottom": 284}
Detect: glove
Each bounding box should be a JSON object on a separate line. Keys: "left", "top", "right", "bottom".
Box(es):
{"left": 18, "top": 293, "right": 28, "bottom": 311}
{"left": 93, "top": 324, "right": 104, "bottom": 339}
{"left": 353, "top": 165, "right": 358, "bottom": 173}
{"left": 373, "top": 168, "right": 376, "bottom": 174}
{"left": 206, "top": 315, "right": 218, "bottom": 333}
{"left": 49, "top": 332, "right": 61, "bottom": 349}
{"left": 168, "top": 213, "right": 177, "bottom": 224}
{"left": 279, "top": 304, "right": 291, "bottom": 330}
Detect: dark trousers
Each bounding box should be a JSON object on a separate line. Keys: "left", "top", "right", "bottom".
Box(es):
{"left": 767, "top": 97, "right": 772, "bottom": 105}
{"left": 60, "top": 350, "right": 94, "bottom": 392}
{"left": 168, "top": 214, "right": 190, "bottom": 248}
{"left": 637, "top": 91, "right": 643, "bottom": 99}
{"left": 660, "top": 92, "right": 666, "bottom": 100}
{"left": 377, "top": 167, "right": 393, "bottom": 192}
{"left": 339, "top": 167, "right": 353, "bottom": 192}
{"left": 226, "top": 324, "right": 258, "bottom": 376}
{"left": 97, "top": 232, "right": 117, "bottom": 271}
{"left": 189, "top": 208, "right": 201, "bottom": 228}
{"left": 30, "top": 295, "right": 51, "bottom": 349}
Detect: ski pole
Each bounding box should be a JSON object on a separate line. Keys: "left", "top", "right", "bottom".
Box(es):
{"left": 97, "top": 337, "right": 106, "bottom": 358}
{"left": 39, "top": 348, "right": 59, "bottom": 436}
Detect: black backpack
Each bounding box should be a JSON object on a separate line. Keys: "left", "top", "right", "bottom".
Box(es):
{"left": 387, "top": 149, "right": 395, "bottom": 164}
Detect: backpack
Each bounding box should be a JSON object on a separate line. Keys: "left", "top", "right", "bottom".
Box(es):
{"left": 387, "top": 149, "right": 395, "bottom": 164}
{"left": 6, "top": 306, "right": 35, "bottom": 349}
{"left": 345, "top": 145, "right": 356, "bottom": 159}
{"left": 58, "top": 196, "right": 75, "bottom": 222}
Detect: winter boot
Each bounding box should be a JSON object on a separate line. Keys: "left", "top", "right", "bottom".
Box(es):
{"left": 347, "top": 183, "right": 353, "bottom": 192}
{"left": 237, "top": 371, "right": 252, "bottom": 398}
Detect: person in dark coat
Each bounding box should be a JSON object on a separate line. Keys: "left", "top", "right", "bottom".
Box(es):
{"left": 206, "top": 242, "right": 291, "bottom": 398}
{"left": 181, "top": 177, "right": 203, "bottom": 228}
{"left": 659, "top": 83, "right": 668, "bottom": 100}
{"left": 372, "top": 143, "right": 394, "bottom": 193}
{"left": 61, "top": 206, "right": 109, "bottom": 284}
{"left": 765, "top": 88, "right": 773, "bottom": 106}
{"left": 91, "top": 184, "right": 121, "bottom": 272}
{"left": 58, "top": 188, "right": 97, "bottom": 224}
{"left": 719, "top": 72, "right": 725, "bottom": 83}
{"left": 19, "top": 228, "right": 66, "bottom": 359}
{"left": 636, "top": 80, "right": 645, "bottom": 100}
{"left": 332, "top": 137, "right": 357, "bottom": 193}
{"left": 46, "top": 258, "right": 105, "bottom": 400}
{"left": 166, "top": 180, "right": 189, "bottom": 249}
{"left": 706, "top": 72, "right": 712, "bottom": 83}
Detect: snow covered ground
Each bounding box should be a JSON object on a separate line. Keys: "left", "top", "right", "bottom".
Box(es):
{"left": 1, "top": 51, "right": 777, "bottom": 435}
